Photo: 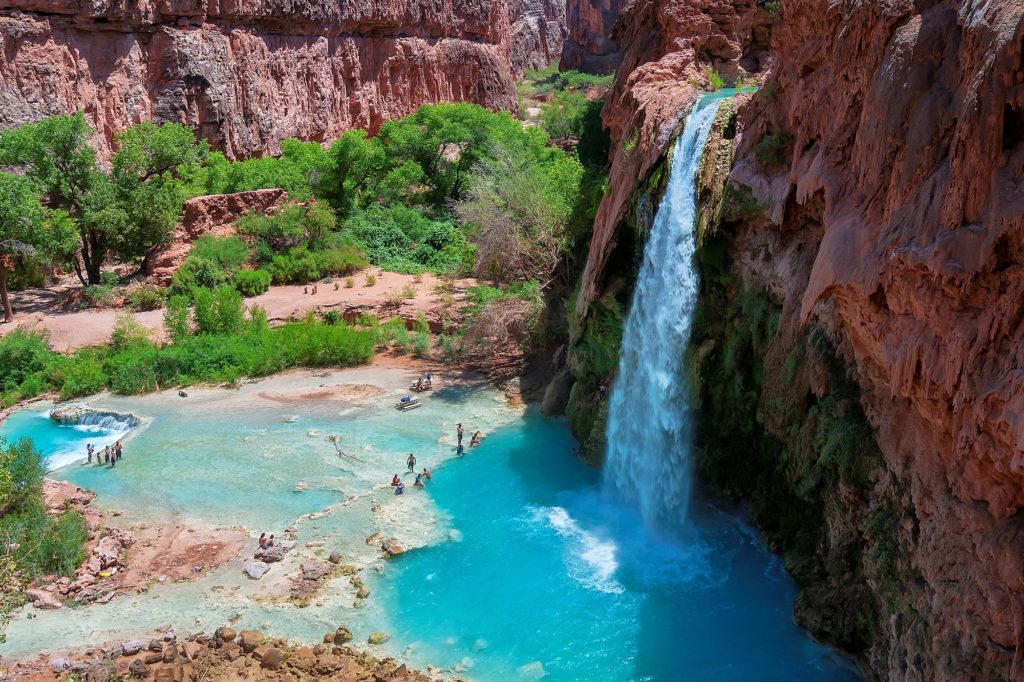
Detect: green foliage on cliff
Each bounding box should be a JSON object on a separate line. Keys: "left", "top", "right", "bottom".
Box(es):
{"left": 754, "top": 130, "right": 794, "bottom": 167}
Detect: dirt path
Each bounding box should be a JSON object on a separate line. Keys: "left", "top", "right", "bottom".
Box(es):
{"left": 0, "top": 269, "right": 476, "bottom": 353}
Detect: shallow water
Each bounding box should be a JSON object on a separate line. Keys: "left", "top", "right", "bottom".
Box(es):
{"left": 0, "top": 370, "right": 859, "bottom": 680}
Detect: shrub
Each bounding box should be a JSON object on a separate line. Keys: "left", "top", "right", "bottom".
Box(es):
{"left": 754, "top": 131, "right": 794, "bottom": 167}
{"left": 705, "top": 66, "right": 725, "bottom": 90}
{"left": 126, "top": 284, "right": 166, "bottom": 311}
{"left": 0, "top": 331, "right": 52, "bottom": 392}
{"left": 413, "top": 331, "right": 430, "bottom": 359}
{"left": 216, "top": 285, "right": 246, "bottom": 336}
{"left": 38, "top": 510, "right": 88, "bottom": 576}
{"left": 164, "top": 295, "right": 192, "bottom": 342}
{"left": 402, "top": 284, "right": 416, "bottom": 299}
{"left": 192, "top": 287, "right": 218, "bottom": 335}
{"left": 60, "top": 357, "right": 107, "bottom": 400}
{"left": 234, "top": 269, "right": 272, "bottom": 297}
{"left": 83, "top": 284, "right": 118, "bottom": 308}
{"left": 111, "top": 313, "right": 153, "bottom": 351}
{"left": 0, "top": 437, "right": 45, "bottom": 512}
{"left": 365, "top": 274, "right": 377, "bottom": 287}
{"left": 345, "top": 277, "right": 354, "bottom": 288}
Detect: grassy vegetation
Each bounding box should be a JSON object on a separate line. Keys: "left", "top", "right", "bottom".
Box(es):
{"left": 0, "top": 437, "right": 90, "bottom": 641}
{"left": 0, "top": 286, "right": 415, "bottom": 406}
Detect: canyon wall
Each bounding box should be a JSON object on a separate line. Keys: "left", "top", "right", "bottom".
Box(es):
{"left": 0, "top": 0, "right": 519, "bottom": 158}
{"left": 510, "top": 0, "right": 567, "bottom": 71}
{"left": 722, "top": 0, "right": 1024, "bottom": 678}
{"left": 570, "top": 0, "right": 1024, "bottom": 678}
{"left": 560, "top": 0, "right": 621, "bottom": 73}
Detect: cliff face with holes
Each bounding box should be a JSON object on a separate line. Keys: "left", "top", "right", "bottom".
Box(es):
{"left": 569, "top": 0, "right": 1024, "bottom": 679}
{"left": 0, "top": 0, "right": 518, "bottom": 158}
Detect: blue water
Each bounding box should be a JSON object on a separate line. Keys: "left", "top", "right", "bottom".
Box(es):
{"left": 1, "top": 408, "right": 130, "bottom": 471}
{"left": 371, "top": 410, "right": 860, "bottom": 681}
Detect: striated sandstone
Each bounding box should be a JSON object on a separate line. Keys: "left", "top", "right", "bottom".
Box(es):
{"left": 0, "top": 0, "right": 518, "bottom": 158}
{"left": 724, "top": 0, "right": 1024, "bottom": 679}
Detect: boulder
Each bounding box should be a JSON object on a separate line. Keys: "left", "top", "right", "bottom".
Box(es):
{"left": 144, "top": 651, "right": 164, "bottom": 665}
{"left": 300, "top": 562, "right": 332, "bottom": 581}
{"left": 121, "top": 640, "right": 142, "bottom": 656}
{"left": 367, "top": 631, "right": 389, "bottom": 645}
{"left": 215, "top": 626, "right": 237, "bottom": 642}
{"left": 128, "top": 659, "right": 150, "bottom": 677}
{"left": 239, "top": 630, "right": 266, "bottom": 653}
{"left": 328, "top": 551, "right": 343, "bottom": 564}
{"left": 27, "top": 589, "right": 62, "bottom": 610}
{"left": 254, "top": 545, "right": 286, "bottom": 563}
{"left": 332, "top": 627, "right": 353, "bottom": 644}
{"left": 243, "top": 561, "right": 270, "bottom": 579}
{"left": 147, "top": 639, "right": 163, "bottom": 653}
{"left": 49, "top": 657, "right": 71, "bottom": 673}
{"left": 291, "top": 646, "right": 316, "bottom": 671}
{"left": 259, "top": 647, "right": 286, "bottom": 670}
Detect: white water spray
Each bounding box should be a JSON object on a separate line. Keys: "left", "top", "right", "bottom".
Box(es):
{"left": 602, "top": 96, "right": 724, "bottom": 532}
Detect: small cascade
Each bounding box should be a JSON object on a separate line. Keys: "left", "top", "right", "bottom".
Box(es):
{"left": 49, "top": 406, "right": 138, "bottom": 431}
{"left": 602, "top": 96, "right": 725, "bottom": 533}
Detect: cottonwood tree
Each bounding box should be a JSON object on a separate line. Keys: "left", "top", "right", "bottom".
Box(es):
{"left": 0, "top": 172, "right": 76, "bottom": 322}
{"left": 0, "top": 114, "right": 207, "bottom": 285}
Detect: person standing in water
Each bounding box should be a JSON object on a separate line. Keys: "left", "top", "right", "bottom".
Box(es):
{"left": 407, "top": 453, "right": 417, "bottom": 471}
{"left": 456, "top": 423, "right": 464, "bottom": 446}
{"left": 86, "top": 444, "right": 93, "bottom": 463}
{"left": 103, "top": 446, "right": 110, "bottom": 464}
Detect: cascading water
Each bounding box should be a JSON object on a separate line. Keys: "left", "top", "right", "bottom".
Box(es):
{"left": 603, "top": 95, "right": 724, "bottom": 532}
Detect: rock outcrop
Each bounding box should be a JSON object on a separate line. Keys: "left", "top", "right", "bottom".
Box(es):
{"left": 560, "top": 0, "right": 623, "bottom": 73}
{"left": 717, "top": 1, "right": 1024, "bottom": 679}
{"left": 145, "top": 188, "right": 288, "bottom": 284}
{"left": 574, "top": 0, "right": 773, "bottom": 316}
{"left": 510, "top": 0, "right": 567, "bottom": 71}
{"left": 0, "top": 0, "right": 518, "bottom": 158}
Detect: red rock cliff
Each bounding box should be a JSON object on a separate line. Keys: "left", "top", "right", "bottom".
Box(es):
{"left": 0, "top": 0, "right": 518, "bottom": 158}
{"left": 510, "top": 0, "right": 568, "bottom": 71}
{"left": 727, "top": 0, "right": 1024, "bottom": 678}
{"left": 574, "top": 0, "right": 772, "bottom": 316}
{"left": 560, "top": 0, "right": 622, "bottom": 73}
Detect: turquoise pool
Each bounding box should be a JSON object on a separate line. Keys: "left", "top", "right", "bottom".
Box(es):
{"left": 0, "top": 371, "right": 859, "bottom": 680}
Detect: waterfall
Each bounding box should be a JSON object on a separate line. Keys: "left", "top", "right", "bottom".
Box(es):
{"left": 602, "top": 96, "right": 724, "bottom": 533}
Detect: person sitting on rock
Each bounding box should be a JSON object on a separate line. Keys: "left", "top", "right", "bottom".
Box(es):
{"left": 267, "top": 535, "right": 275, "bottom": 547}
{"left": 391, "top": 474, "right": 401, "bottom": 487}
{"left": 258, "top": 533, "right": 268, "bottom": 549}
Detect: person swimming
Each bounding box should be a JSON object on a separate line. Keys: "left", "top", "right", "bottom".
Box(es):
{"left": 391, "top": 474, "right": 401, "bottom": 487}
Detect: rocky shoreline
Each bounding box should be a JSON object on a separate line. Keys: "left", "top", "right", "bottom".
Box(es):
{"left": 2, "top": 625, "right": 437, "bottom": 681}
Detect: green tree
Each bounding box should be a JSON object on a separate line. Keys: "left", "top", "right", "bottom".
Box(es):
{"left": 0, "top": 113, "right": 102, "bottom": 285}
{"left": 0, "top": 437, "right": 45, "bottom": 515}
{"left": 163, "top": 295, "right": 192, "bottom": 342}
{"left": 110, "top": 121, "right": 209, "bottom": 270}
{"left": 0, "top": 173, "right": 76, "bottom": 321}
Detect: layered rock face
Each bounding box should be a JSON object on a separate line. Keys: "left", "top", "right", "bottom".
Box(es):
{"left": 510, "top": 0, "right": 567, "bottom": 71}
{"left": 0, "top": 0, "right": 518, "bottom": 158}
{"left": 560, "top": 0, "right": 622, "bottom": 73}
{"left": 574, "top": 0, "right": 773, "bottom": 316}
{"left": 723, "top": 1, "right": 1024, "bottom": 678}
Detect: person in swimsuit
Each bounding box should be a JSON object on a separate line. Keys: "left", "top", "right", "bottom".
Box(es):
{"left": 391, "top": 474, "right": 401, "bottom": 487}
{"left": 422, "top": 467, "right": 431, "bottom": 480}
{"left": 456, "top": 423, "right": 464, "bottom": 445}
{"left": 414, "top": 473, "right": 424, "bottom": 488}
{"left": 259, "top": 533, "right": 268, "bottom": 549}
{"left": 470, "top": 431, "right": 481, "bottom": 448}
{"left": 407, "top": 453, "right": 417, "bottom": 471}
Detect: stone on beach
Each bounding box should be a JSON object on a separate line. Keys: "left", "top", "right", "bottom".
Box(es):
{"left": 121, "top": 639, "right": 142, "bottom": 656}
{"left": 243, "top": 561, "right": 270, "bottom": 579}
{"left": 254, "top": 545, "right": 285, "bottom": 562}
{"left": 27, "top": 589, "right": 62, "bottom": 610}
{"left": 238, "top": 630, "right": 266, "bottom": 653}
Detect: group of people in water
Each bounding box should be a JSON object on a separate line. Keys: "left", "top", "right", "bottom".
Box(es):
{"left": 389, "top": 423, "right": 482, "bottom": 494}
{"left": 86, "top": 441, "right": 124, "bottom": 467}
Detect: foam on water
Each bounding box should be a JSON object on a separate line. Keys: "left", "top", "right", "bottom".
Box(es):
{"left": 536, "top": 506, "right": 623, "bottom": 594}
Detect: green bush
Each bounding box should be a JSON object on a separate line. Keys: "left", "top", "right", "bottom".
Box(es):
{"left": 0, "top": 437, "right": 45, "bottom": 512}
{"left": 38, "top": 510, "right": 89, "bottom": 576}
{"left": 127, "top": 284, "right": 166, "bottom": 311}
{"left": 60, "top": 356, "right": 108, "bottom": 399}
{"left": 0, "top": 331, "right": 52, "bottom": 392}
{"left": 233, "top": 269, "right": 271, "bottom": 297}
{"left": 83, "top": 284, "right": 117, "bottom": 307}
{"left": 754, "top": 131, "right": 794, "bottom": 167}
